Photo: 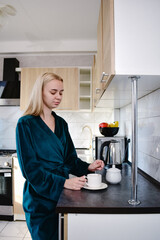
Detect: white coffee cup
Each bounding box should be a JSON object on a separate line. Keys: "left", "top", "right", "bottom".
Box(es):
{"left": 86, "top": 174, "right": 102, "bottom": 188}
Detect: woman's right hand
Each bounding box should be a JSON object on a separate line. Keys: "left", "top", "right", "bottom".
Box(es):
{"left": 64, "top": 176, "right": 86, "bottom": 190}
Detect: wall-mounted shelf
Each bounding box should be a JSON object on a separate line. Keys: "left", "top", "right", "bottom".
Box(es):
{"left": 79, "top": 68, "right": 92, "bottom": 110}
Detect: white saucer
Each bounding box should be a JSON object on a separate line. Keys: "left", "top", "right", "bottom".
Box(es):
{"left": 83, "top": 183, "right": 108, "bottom": 190}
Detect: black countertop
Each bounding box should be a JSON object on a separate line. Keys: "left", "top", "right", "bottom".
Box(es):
{"left": 56, "top": 163, "right": 160, "bottom": 214}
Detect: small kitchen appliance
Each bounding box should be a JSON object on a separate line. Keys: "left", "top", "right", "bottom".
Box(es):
{"left": 100, "top": 139, "right": 121, "bottom": 165}
{"left": 0, "top": 149, "right": 16, "bottom": 220}
{"left": 95, "top": 136, "right": 128, "bottom": 168}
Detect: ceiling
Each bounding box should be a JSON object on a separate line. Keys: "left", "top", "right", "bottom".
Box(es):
{"left": 0, "top": 0, "right": 101, "bottom": 53}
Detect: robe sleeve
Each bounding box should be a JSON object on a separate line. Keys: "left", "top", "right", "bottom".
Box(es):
{"left": 64, "top": 123, "right": 90, "bottom": 177}
{"left": 16, "top": 119, "right": 66, "bottom": 202}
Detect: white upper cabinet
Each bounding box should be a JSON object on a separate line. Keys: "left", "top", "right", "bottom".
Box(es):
{"left": 114, "top": 0, "right": 160, "bottom": 75}
{"left": 95, "top": 0, "right": 160, "bottom": 109}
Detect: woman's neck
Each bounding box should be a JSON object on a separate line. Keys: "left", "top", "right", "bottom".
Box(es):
{"left": 40, "top": 107, "right": 53, "bottom": 121}
{"left": 40, "top": 108, "right": 55, "bottom": 133}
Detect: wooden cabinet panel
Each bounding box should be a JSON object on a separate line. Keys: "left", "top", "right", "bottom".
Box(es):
{"left": 92, "top": 55, "right": 99, "bottom": 108}
{"left": 20, "top": 68, "right": 44, "bottom": 110}
{"left": 97, "top": 2, "right": 103, "bottom": 82}
{"left": 53, "top": 68, "right": 78, "bottom": 110}
{"left": 93, "top": 3, "right": 104, "bottom": 107}
{"left": 102, "top": 0, "right": 115, "bottom": 76}
{"left": 20, "top": 68, "right": 79, "bottom": 111}
{"left": 93, "top": 0, "right": 115, "bottom": 106}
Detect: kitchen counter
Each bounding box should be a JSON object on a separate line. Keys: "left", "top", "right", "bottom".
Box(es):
{"left": 56, "top": 163, "right": 160, "bottom": 214}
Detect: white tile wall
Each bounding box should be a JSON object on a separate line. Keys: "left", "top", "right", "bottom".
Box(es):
{"left": 0, "top": 107, "right": 23, "bottom": 149}
{"left": 0, "top": 107, "right": 115, "bottom": 150}
{"left": 120, "top": 88, "right": 160, "bottom": 182}
{"left": 58, "top": 110, "right": 115, "bottom": 148}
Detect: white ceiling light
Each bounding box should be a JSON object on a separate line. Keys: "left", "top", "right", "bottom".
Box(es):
{"left": 0, "top": 4, "right": 16, "bottom": 28}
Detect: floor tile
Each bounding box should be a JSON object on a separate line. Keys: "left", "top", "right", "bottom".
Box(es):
{"left": 0, "top": 221, "right": 28, "bottom": 238}
{"left": 0, "top": 221, "right": 8, "bottom": 232}
{"left": 0, "top": 237, "right": 23, "bottom": 240}
{"left": 24, "top": 230, "right": 32, "bottom": 239}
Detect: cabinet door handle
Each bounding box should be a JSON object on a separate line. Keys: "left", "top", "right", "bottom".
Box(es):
{"left": 95, "top": 88, "right": 101, "bottom": 94}
{"left": 100, "top": 72, "right": 108, "bottom": 83}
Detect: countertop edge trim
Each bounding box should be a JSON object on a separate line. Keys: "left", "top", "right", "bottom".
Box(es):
{"left": 56, "top": 207, "right": 160, "bottom": 214}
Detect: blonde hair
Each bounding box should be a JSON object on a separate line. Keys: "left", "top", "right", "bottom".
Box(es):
{"left": 23, "top": 72, "right": 63, "bottom": 116}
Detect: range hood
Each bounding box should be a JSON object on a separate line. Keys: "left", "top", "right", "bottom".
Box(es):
{"left": 0, "top": 58, "right": 20, "bottom": 106}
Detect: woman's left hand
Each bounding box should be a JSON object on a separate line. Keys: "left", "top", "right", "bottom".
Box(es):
{"left": 88, "top": 160, "right": 104, "bottom": 172}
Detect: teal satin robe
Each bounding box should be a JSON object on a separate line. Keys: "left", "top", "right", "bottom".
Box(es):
{"left": 16, "top": 111, "right": 89, "bottom": 240}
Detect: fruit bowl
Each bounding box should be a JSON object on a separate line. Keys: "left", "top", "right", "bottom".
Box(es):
{"left": 99, "top": 127, "right": 119, "bottom": 137}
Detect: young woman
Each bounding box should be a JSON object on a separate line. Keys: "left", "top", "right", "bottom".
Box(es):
{"left": 16, "top": 72, "right": 104, "bottom": 240}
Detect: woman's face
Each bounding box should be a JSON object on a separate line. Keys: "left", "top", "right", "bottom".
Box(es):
{"left": 42, "top": 79, "right": 64, "bottom": 109}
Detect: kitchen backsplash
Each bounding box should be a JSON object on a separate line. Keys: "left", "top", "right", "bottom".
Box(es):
{"left": 0, "top": 107, "right": 115, "bottom": 150}
{"left": 0, "top": 89, "right": 159, "bottom": 183}
{"left": 119, "top": 88, "right": 160, "bottom": 182}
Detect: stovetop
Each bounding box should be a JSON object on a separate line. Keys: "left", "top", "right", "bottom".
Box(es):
{"left": 0, "top": 150, "right": 16, "bottom": 168}
{"left": 0, "top": 150, "right": 16, "bottom": 156}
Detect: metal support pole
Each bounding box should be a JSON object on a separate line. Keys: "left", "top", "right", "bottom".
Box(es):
{"left": 59, "top": 213, "right": 64, "bottom": 240}
{"left": 128, "top": 76, "right": 141, "bottom": 205}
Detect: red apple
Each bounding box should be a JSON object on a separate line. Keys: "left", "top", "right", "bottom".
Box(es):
{"left": 99, "top": 122, "right": 109, "bottom": 128}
